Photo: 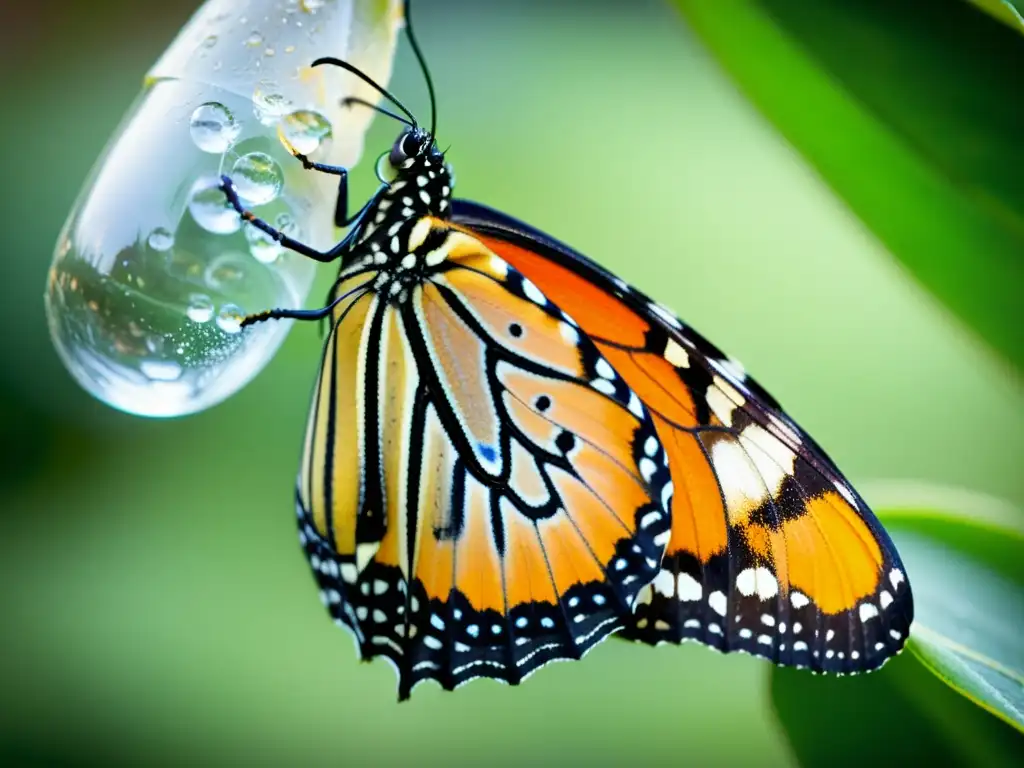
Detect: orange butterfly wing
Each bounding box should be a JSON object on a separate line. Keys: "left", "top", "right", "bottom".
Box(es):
{"left": 297, "top": 220, "right": 672, "bottom": 699}
{"left": 452, "top": 201, "right": 913, "bottom": 674}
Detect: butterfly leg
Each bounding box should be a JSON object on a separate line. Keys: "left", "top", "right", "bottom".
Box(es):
{"left": 220, "top": 176, "right": 351, "bottom": 263}
{"left": 240, "top": 293, "right": 349, "bottom": 328}
{"left": 288, "top": 151, "right": 371, "bottom": 228}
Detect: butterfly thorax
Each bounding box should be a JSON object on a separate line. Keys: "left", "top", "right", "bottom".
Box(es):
{"left": 338, "top": 133, "right": 455, "bottom": 305}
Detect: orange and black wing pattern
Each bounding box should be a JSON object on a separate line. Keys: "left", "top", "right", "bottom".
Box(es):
{"left": 297, "top": 218, "right": 672, "bottom": 699}
{"left": 451, "top": 201, "right": 914, "bottom": 674}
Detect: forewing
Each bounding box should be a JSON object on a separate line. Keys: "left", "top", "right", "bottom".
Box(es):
{"left": 451, "top": 200, "right": 914, "bottom": 674}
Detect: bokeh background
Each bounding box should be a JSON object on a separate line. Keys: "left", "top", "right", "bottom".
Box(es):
{"left": 1, "top": 0, "right": 1021, "bottom": 765}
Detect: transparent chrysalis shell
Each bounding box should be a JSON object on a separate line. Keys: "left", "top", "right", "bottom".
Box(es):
{"left": 46, "top": 0, "right": 402, "bottom": 417}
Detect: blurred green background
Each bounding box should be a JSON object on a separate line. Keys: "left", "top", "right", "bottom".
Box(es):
{"left": 1, "top": 0, "right": 1021, "bottom": 765}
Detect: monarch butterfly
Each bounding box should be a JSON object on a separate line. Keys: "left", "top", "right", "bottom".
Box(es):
{"left": 220, "top": 1, "right": 913, "bottom": 700}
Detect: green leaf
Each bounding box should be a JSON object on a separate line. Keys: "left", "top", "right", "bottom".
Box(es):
{"left": 671, "top": 0, "right": 1024, "bottom": 372}
{"left": 772, "top": 651, "right": 1021, "bottom": 768}
{"left": 965, "top": 0, "right": 1024, "bottom": 33}
{"left": 882, "top": 511, "right": 1024, "bottom": 733}
{"left": 772, "top": 493, "right": 1024, "bottom": 766}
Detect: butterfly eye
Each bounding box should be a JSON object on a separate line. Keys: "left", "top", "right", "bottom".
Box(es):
{"left": 390, "top": 129, "right": 425, "bottom": 167}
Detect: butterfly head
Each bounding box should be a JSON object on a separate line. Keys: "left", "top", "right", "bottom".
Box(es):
{"left": 376, "top": 126, "right": 453, "bottom": 217}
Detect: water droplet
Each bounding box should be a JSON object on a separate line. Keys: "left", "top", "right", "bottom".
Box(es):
{"left": 202, "top": 34, "right": 218, "bottom": 48}
{"left": 140, "top": 360, "right": 183, "bottom": 382}
{"left": 217, "top": 304, "right": 245, "bottom": 334}
{"left": 231, "top": 152, "right": 283, "bottom": 205}
{"left": 189, "top": 102, "right": 241, "bottom": 154}
{"left": 186, "top": 293, "right": 215, "bottom": 323}
{"left": 264, "top": 48, "right": 276, "bottom": 57}
{"left": 284, "top": 45, "right": 296, "bottom": 54}
{"left": 245, "top": 223, "right": 283, "bottom": 263}
{"left": 278, "top": 109, "right": 333, "bottom": 155}
{"left": 252, "top": 88, "right": 293, "bottom": 126}
{"left": 147, "top": 227, "right": 175, "bottom": 251}
{"left": 188, "top": 176, "right": 242, "bottom": 234}
{"left": 275, "top": 211, "right": 300, "bottom": 239}
{"left": 246, "top": 31, "right": 264, "bottom": 47}
{"left": 301, "top": 0, "right": 326, "bottom": 11}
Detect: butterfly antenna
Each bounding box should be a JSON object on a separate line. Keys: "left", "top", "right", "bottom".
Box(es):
{"left": 403, "top": 0, "right": 437, "bottom": 139}
{"left": 312, "top": 56, "right": 418, "bottom": 127}
{"left": 342, "top": 96, "right": 415, "bottom": 128}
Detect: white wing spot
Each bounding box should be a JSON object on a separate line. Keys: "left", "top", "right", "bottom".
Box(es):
{"left": 739, "top": 424, "right": 796, "bottom": 497}
{"left": 595, "top": 358, "right": 616, "bottom": 380}
{"left": 627, "top": 392, "right": 644, "bottom": 418}
{"left": 639, "top": 510, "right": 661, "bottom": 529}
{"left": 859, "top": 602, "right": 879, "bottom": 621}
{"left": 890, "top": 568, "right": 905, "bottom": 589}
{"left": 709, "top": 590, "right": 728, "bottom": 616}
{"left": 521, "top": 277, "right": 546, "bottom": 305}
{"left": 707, "top": 382, "right": 740, "bottom": 427}
{"left": 736, "top": 566, "right": 778, "bottom": 600}
{"left": 791, "top": 592, "right": 810, "bottom": 609}
{"left": 664, "top": 338, "right": 690, "bottom": 368}
{"left": 880, "top": 590, "right": 894, "bottom": 609}
{"left": 710, "top": 438, "right": 769, "bottom": 520}
{"left": 652, "top": 570, "right": 675, "bottom": 597}
{"left": 677, "top": 572, "right": 703, "bottom": 602}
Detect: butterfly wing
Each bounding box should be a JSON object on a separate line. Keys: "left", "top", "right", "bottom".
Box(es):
{"left": 451, "top": 200, "right": 914, "bottom": 674}
{"left": 298, "top": 223, "right": 672, "bottom": 699}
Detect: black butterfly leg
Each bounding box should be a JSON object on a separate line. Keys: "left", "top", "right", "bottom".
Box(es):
{"left": 288, "top": 151, "right": 371, "bottom": 228}
{"left": 219, "top": 176, "right": 366, "bottom": 326}
{"left": 220, "top": 176, "right": 350, "bottom": 264}
{"left": 241, "top": 293, "right": 351, "bottom": 329}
